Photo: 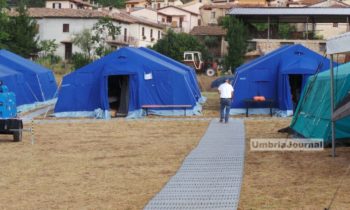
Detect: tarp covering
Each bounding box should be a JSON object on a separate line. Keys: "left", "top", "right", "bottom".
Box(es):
{"left": 215, "top": 44, "right": 331, "bottom": 115}
{"left": 327, "top": 31, "right": 350, "bottom": 54}
{"left": 0, "top": 50, "right": 58, "bottom": 107}
{"left": 54, "top": 47, "right": 202, "bottom": 118}
{"left": 291, "top": 62, "right": 350, "bottom": 142}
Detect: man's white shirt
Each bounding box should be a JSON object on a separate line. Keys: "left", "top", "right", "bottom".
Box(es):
{"left": 218, "top": 83, "right": 234, "bottom": 99}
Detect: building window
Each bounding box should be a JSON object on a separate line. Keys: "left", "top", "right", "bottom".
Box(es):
{"left": 52, "top": 3, "right": 55, "bottom": 8}
{"left": 247, "top": 41, "right": 257, "bottom": 52}
{"left": 70, "top": 4, "right": 73, "bottom": 8}
{"left": 319, "top": 43, "right": 326, "bottom": 52}
{"left": 211, "top": 11, "right": 216, "bottom": 19}
{"left": 142, "top": 27, "right": 146, "bottom": 39}
{"left": 198, "top": 19, "right": 201, "bottom": 26}
{"left": 157, "top": 3, "right": 160, "bottom": 8}
{"left": 158, "top": 30, "right": 161, "bottom": 39}
{"left": 150, "top": 29, "right": 153, "bottom": 38}
{"left": 162, "top": 18, "right": 165, "bottom": 22}
{"left": 63, "top": 24, "right": 70, "bottom": 32}
{"left": 58, "top": 3, "right": 62, "bottom": 8}
{"left": 124, "top": 28, "right": 127, "bottom": 42}
{"left": 199, "top": 0, "right": 202, "bottom": 2}
{"left": 333, "top": 23, "right": 338, "bottom": 27}
{"left": 166, "top": 16, "right": 172, "bottom": 23}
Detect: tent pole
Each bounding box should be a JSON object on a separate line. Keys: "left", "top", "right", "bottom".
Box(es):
{"left": 330, "top": 54, "right": 336, "bottom": 158}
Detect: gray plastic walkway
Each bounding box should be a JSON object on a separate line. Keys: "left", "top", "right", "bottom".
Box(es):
{"left": 144, "top": 119, "right": 245, "bottom": 210}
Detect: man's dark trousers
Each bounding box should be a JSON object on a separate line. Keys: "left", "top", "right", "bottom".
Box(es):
{"left": 220, "top": 98, "right": 231, "bottom": 123}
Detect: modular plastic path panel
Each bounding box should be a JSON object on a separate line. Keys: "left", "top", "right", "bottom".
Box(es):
{"left": 144, "top": 119, "right": 245, "bottom": 210}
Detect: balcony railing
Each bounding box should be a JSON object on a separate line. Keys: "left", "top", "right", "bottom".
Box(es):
{"left": 108, "top": 35, "right": 138, "bottom": 46}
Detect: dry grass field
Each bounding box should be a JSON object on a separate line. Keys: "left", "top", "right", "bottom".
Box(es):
{"left": 0, "top": 120, "right": 209, "bottom": 210}
{"left": 240, "top": 119, "right": 350, "bottom": 209}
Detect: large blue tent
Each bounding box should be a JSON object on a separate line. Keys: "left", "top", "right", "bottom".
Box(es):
{"left": 226, "top": 44, "right": 332, "bottom": 116}
{"left": 0, "top": 50, "right": 58, "bottom": 104}
{"left": 139, "top": 47, "right": 203, "bottom": 102}
{"left": 0, "top": 64, "right": 37, "bottom": 106}
{"left": 54, "top": 47, "right": 202, "bottom": 118}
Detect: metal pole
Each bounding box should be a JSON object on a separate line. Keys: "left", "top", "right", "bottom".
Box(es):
{"left": 330, "top": 54, "right": 336, "bottom": 157}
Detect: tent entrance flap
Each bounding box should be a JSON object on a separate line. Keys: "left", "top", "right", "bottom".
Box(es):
{"left": 289, "top": 74, "right": 303, "bottom": 111}
{"left": 107, "top": 75, "right": 129, "bottom": 117}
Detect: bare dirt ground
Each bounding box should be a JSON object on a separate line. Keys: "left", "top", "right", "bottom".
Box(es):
{"left": 239, "top": 119, "right": 350, "bottom": 209}
{"left": 0, "top": 120, "right": 208, "bottom": 210}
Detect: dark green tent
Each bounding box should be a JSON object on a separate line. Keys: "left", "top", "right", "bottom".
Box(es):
{"left": 291, "top": 62, "right": 350, "bottom": 142}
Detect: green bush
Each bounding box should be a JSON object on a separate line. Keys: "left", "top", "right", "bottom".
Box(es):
{"left": 71, "top": 53, "right": 92, "bottom": 70}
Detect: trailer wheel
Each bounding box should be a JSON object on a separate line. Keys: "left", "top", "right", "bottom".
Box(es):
{"left": 13, "top": 130, "right": 22, "bottom": 142}
{"left": 206, "top": 68, "right": 216, "bottom": 77}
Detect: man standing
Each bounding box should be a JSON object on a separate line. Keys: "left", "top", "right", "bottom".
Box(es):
{"left": 218, "top": 79, "right": 234, "bottom": 123}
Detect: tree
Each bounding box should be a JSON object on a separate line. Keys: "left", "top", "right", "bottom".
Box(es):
{"left": 7, "top": 0, "right": 47, "bottom": 7}
{"left": 221, "top": 16, "right": 249, "bottom": 73}
{"left": 73, "top": 28, "right": 94, "bottom": 59}
{"left": 38, "top": 39, "right": 58, "bottom": 57}
{"left": 7, "top": 1, "right": 39, "bottom": 57}
{"left": 95, "top": 0, "right": 125, "bottom": 8}
{"left": 152, "top": 29, "right": 210, "bottom": 62}
{"left": 92, "top": 16, "right": 121, "bottom": 57}
{"left": 0, "top": 0, "right": 10, "bottom": 49}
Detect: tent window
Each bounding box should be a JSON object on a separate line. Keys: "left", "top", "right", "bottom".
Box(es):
{"left": 108, "top": 75, "right": 129, "bottom": 117}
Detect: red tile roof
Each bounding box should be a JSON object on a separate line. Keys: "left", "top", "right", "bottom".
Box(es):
{"left": 201, "top": 3, "right": 267, "bottom": 10}
{"left": 8, "top": 8, "right": 164, "bottom": 28}
{"left": 307, "top": 0, "right": 350, "bottom": 8}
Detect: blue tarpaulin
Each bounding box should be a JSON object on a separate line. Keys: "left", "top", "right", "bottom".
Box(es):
{"left": 215, "top": 45, "right": 331, "bottom": 116}
{"left": 0, "top": 50, "right": 58, "bottom": 108}
{"left": 54, "top": 47, "right": 202, "bottom": 118}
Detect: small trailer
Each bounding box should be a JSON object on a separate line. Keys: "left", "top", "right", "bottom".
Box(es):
{"left": 0, "top": 82, "right": 23, "bottom": 142}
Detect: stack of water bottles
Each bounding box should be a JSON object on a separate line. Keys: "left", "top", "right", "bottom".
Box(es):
{"left": 0, "top": 81, "right": 17, "bottom": 118}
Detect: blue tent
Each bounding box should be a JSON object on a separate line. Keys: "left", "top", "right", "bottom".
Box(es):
{"left": 0, "top": 50, "right": 57, "bottom": 103}
{"left": 139, "top": 47, "right": 203, "bottom": 102}
{"left": 0, "top": 64, "right": 37, "bottom": 106}
{"left": 54, "top": 47, "right": 202, "bottom": 118}
{"left": 227, "top": 44, "right": 331, "bottom": 116}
